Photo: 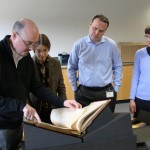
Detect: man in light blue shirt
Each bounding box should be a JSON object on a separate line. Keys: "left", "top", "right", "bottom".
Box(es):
{"left": 67, "top": 14, "right": 122, "bottom": 112}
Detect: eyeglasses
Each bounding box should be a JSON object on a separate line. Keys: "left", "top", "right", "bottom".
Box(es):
{"left": 16, "top": 32, "right": 38, "bottom": 48}
{"left": 144, "top": 34, "right": 150, "bottom": 39}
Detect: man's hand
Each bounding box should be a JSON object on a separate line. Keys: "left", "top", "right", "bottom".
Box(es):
{"left": 23, "top": 104, "right": 41, "bottom": 122}
{"left": 129, "top": 100, "right": 136, "bottom": 114}
{"left": 64, "top": 100, "right": 82, "bottom": 110}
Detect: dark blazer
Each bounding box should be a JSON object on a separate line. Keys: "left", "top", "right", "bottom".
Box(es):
{"left": 33, "top": 55, "right": 67, "bottom": 99}
{"left": 29, "top": 55, "right": 67, "bottom": 113}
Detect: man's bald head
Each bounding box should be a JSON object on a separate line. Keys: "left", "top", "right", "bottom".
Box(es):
{"left": 12, "top": 18, "right": 39, "bottom": 42}
{"left": 10, "top": 18, "right": 39, "bottom": 56}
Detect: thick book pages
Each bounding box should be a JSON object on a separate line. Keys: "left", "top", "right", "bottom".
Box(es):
{"left": 51, "top": 100, "right": 110, "bottom": 132}
{"left": 24, "top": 100, "right": 110, "bottom": 136}
{"left": 24, "top": 119, "right": 82, "bottom": 136}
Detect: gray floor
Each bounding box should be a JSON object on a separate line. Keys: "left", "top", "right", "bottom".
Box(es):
{"left": 115, "top": 102, "right": 130, "bottom": 113}
{"left": 115, "top": 102, "right": 133, "bottom": 118}
{"left": 115, "top": 102, "right": 150, "bottom": 150}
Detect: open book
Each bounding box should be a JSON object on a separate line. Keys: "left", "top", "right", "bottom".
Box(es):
{"left": 24, "top": 100, "right": 110, "bottom": 136}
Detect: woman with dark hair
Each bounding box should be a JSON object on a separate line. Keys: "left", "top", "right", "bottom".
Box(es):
{"left": 30, "top": 34, "right": 67, "bottom": 123}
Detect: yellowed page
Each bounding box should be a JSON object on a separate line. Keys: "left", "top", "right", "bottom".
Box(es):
{"left": 79, "top": 100, "right": 110, "bottom": 132}
{"left": 50, "top": 107, "right": 84, "bottom": 129}
{"left": 73, "top": 100, "right": 110, "bottom": 132}
{"left": 51, "top": 100, "right": 110, "bottom": 132}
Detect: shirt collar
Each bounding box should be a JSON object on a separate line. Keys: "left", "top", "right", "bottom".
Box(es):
{"left": 86, "top": 35, "right": 106, "bottom": 45}
{"left": 10, "top": 45, "right": 23, "bottom": 67}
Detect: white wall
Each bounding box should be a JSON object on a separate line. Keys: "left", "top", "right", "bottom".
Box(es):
{"left": 0, "top": 0, "right": 150, "bottom": 56}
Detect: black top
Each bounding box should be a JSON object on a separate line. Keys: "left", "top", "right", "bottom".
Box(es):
{"left": 0, "top": 35, "right": 65, "bottom": 129}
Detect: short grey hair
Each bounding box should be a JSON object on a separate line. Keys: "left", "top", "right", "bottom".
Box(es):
{"left": 12, "top": 20, "right": 25, "bottom": 33}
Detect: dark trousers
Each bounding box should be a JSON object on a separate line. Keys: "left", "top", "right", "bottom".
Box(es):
{"left": 0, "top": 125, "right": 23, "bottom": 150}
{"left": 134, "top": 97, "right": 150, "bottom": 118}
{"left": 75, "top": 84, "right": 117, "bottom": 112}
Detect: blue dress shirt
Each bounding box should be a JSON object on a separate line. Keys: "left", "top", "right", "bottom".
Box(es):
{"left": 67, "top": 35, "right": 122, "bottom": 92}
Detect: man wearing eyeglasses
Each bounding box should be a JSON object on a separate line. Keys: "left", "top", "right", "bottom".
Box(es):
{"left": 0, "top": 18, "right": 81, "bottom": 150}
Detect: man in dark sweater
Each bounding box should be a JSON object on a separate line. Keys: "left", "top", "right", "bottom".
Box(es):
{"left": 0, "top": 18, "right": 81, "bottom": 150}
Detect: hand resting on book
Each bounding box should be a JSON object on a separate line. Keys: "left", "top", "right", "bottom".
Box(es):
{"left": 63, "top": 100, "right": 82, "bottom": 110}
